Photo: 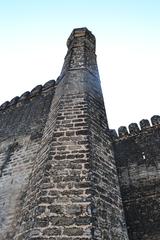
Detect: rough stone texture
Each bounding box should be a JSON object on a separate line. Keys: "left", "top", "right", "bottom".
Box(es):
{"left": 1, "top": 27, "right": 160, "bottom": 240}
{"left": 0, "top": 82, "right": 55, "bottom": 239}
{"left": 113, "top": 120, "right": 160, "bottom": 240}
{"left": 10, "top": 28, "right": 128, "bottom": 240}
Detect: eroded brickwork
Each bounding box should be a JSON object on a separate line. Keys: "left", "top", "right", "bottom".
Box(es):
{"left": 113, "top": 117, "right": 160, "bottom": 240}
{"left": 86, "top": 76, "right": 128, "bottom": 240}
{"left": 0, "top": 136, "right": 41, "bottom": 239}
{"left": 1, "top": 27, "right": 159, "bottom": 240}
{"left": 0, "top": 81, "right": 55, "bottom": 239}
{"left": 13, "top": 28, "right": 128, "bottom": 240}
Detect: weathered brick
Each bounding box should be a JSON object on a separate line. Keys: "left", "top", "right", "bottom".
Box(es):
{"left": 1, "top": 28, "right": 128, "bottom": 240}
{"left": 65, "top": 204, "right": 82, "bottom": 215}
{"left": 63, "top": 227, "right": 84, "bottom": 236}
{"left": 54, "top": 155, "right": 66, "bottom": 160}
{"left": 76, "top": 130, "right": 89, "bottom": 136}
{"left": 43, "top": 227, "right": 61, "bottom": 236}
{"left": 66, "top": 131, "right": 75, "bottom": 136}
{"left": 35, "top": 217, "right": 49, "bottom": 227}
{"left": 50, "top": 216, "right": 74, "bottom": 226}
{"left": 75, "top": 216, "right": 91, "bottom": 225}
{"left": 54, "top": 132, "right": 64, "bottom": 137}
{"left": 48, "top": 205, "right": 64, "bottom": 214}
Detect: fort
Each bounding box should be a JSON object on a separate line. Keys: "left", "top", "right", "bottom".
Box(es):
{"left": 0, "top": 28, "right": 160, "bottom": 240}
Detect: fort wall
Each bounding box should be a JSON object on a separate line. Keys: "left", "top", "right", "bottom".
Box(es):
{"left": 0, "top": 81, "right": 55, "bottom": 239}
{"left": 112, "top": 116, "right": 160, "bottom": 240}
{"left": 13, "top": 28, "right": 128, "bottom": 240}
{"left": 0, "top": 27, "right": 159, "bottom": 240}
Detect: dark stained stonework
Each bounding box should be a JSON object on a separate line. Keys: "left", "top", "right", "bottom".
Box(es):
{"left": 113, "top": 119, "right": 160, "bottom": 240}
{"left": 0, "top": 27, "right": 159, "bottom": 240}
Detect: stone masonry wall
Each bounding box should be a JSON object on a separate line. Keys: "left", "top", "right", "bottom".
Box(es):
{"left": 113, "top": 116, "right": 160, "bottom": 240}
{"left": 86, "top": 72, "right": 128, "bottom": 240}
{"left": 13, "top": 28, "right": 128, "bottom": 240}
{"left": 14, "top": 77, "right": 93, "bottom": 239}
{"left": 0, "top": 80, "right": 55, "bottom": 239}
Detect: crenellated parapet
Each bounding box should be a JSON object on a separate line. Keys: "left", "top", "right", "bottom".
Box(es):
{"left": 113, "top": 114, "right": 160, "bottom": 239}
{"left": 110, "top": 115, "right": 160, "bottom": 140}
{"left": 0, "top": 79, "right": 56, "bottom": 111}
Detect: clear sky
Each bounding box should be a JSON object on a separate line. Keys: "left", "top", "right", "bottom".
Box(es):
{"left": 0, "top": 0, "right": 160, "bottom": 130}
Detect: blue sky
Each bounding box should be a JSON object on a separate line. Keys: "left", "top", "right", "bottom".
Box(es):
{"left": 0, "top": 0, "right": 160, "bottom": 129}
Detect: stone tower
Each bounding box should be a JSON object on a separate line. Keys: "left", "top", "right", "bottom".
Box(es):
{"left": 6, "top": 28, "right": 128, "bottom": 239}
{"left": 0, "top": 28, "right": 128, "bottom": 240}
{"left": 1, "top": 27, "right": 160, "bottom": 240}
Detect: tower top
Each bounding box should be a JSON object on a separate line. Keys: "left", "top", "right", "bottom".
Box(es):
{"left": 60, "top": 27, "right": 98, "bottom": 77}
{"left": 67, "top": 27, "right": 96, "bottom": 52}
